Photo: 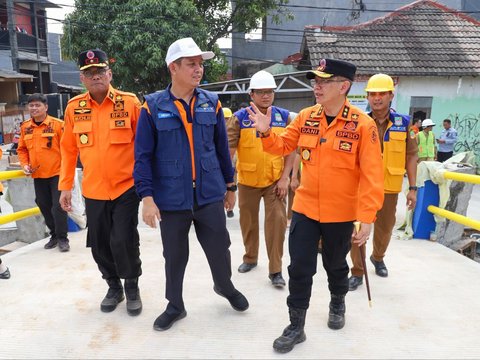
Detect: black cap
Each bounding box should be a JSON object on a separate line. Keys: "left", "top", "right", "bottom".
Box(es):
{"left": 306, "top": 59, "right": 357, "bottom": 81}
{"left": 78, "top": 49, "right": 109, "bottom": 70}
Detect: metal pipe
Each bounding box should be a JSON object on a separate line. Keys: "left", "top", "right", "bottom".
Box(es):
{"left": 0, "top": 207, "right": 41, "bottom": 225}
{"left": 0, "top": 170, "right": 26, "bottom": 181}
{"left": 442, "top": 171, "right": 480, "bottom": 185}
{"left": 428, "top": 205, "right": 480, "bottom": 231}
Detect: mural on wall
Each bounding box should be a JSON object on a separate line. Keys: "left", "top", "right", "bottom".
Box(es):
{"left": 447, "top": 112, "right": 480, "bottom": 168}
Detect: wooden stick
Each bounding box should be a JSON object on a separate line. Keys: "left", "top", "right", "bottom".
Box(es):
{"left": 354, "top": 221, "right": 372, "bottom": 308}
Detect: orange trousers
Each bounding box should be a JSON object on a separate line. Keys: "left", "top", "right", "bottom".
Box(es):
{"left": 350, "top": 193, "right": 398, "bottom": 277}
{"left": 238, "top": 182, "right": 287, "bottom": 274}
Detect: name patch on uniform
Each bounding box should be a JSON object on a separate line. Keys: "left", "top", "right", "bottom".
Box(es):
{"left": 111, "top": 111, "right": 129, "bottom": 119}
{"left": 74, "top": 115, "right": 91, "bottom": 121}
{"left": 196, "top": 106, "right": 215, "bottom": 113}
{"left": 390, "top": 126, "right": 406, "bottom": 131}
{"left": 343, "top": 121, "right": 357, "bottom": 131}
{"left": 114, "top": 101, "right": 124, "bottom": 111}
{"left": 305, "top": 120, "right": 320, "bottom": 128}
{"left": 338, "top": 140, "right": 353, "bottom": 152}
{"left": 336, "top": 130, "right": 360, "bottom": 140}
{"left": 158, "top": 112, "right": 175, "bottom": 119}
{"left": 115, "top": 120, "right": 125, "bottom": 127}
{"left": 301, "top": 127, "right": 319, "bottom": 135}
{"left": 74, "top": 108, "right": 92, "bottom": 114}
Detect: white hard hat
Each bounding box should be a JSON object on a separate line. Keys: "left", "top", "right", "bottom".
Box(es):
{"left": 422, "top": 119, "right": 435, "bottom": 127}
{"left": 248, "top": 70, "right": 277, "bottom": 91}
{"left": 165, "top": 37, "right": 215, "bottom": 67}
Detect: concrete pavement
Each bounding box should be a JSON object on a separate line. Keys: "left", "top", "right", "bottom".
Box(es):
{"left": 1, "top": 197, "right": 480, "bottom": 359}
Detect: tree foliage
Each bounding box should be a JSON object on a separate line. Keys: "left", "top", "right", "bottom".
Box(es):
{"left": 62, "top": 0, "right": 291, "bottom": 95}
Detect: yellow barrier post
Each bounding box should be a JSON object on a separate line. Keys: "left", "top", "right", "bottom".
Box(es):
{"left": 0, "top": 170, "right": 26, "bottom": 181}
{"left": 0, "top": 207, "right": 41, "bottom": 226}
{"left": 427, "top": 205, "right": 480, "bottom": 232}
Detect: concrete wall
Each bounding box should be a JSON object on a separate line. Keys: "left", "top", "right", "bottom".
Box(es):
{"left": 396, "top": 76, "right": 480, "bottom": 168}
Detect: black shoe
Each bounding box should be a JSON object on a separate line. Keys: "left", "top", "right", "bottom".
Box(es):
{"left": 153, "top": 310, "right": 187, "bottom": 331}
{"left": 269, "top": 272, "right": 286, "bottom": 287}
{"left": 124, "top": 278, "right": 142, "bottom": 316}
{"left": 44, "top": 237, "right": 57, "bottom": 249}
{"left": 238, "top": 262, "right": 257, "bottom": 273}
{"left": 273, "top": 307, "right": 307, "bottom": 353}
{"left": 348, "top": 276, "right": 363, "bottom": 291}
{"left": 100, "top": 278, "right": 124, "bottom": 313}
{"left": 370, "top": 255, "right": 388, "bottom": 277}
{"left": 213, "top": 286, "right": 249, "bottom": 311}
{"left": 327, "top": 294, "right": 345, "bottom": 330}
{"left": 0, "top": 268, "right": 10, "bottom": 279}
{"left": 58, "top": 239, "right": 70, "bottom": 252}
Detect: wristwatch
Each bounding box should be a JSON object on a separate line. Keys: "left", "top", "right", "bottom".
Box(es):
{"left": 408, "top": 186, "right": 418, "bottom": 191}
{"left": 226, "top": 184, "right": 238, "bottom": 192}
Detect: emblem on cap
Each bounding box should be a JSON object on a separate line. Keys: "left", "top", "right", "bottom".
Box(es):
{"left": 86, "top": 51, "right": 95, "bottom": 59}
{"left": 317, "top": 59, "right": 327, "bottom": 71}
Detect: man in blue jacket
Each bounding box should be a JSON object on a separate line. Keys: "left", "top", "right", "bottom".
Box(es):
{"left": 134, "top": 37, "right": 249, "bottom": 331}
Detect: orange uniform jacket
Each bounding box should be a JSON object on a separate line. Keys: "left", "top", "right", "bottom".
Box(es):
{"left": 17, "top": 115, "right": 64, "bottom": 179}
{"left": 59, "top": 85, "right": 141, "bottom": 200}
{"left": 261, "top": 100, "right": 384, "bottom": 223}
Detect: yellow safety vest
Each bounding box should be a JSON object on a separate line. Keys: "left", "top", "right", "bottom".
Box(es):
{"left": 418, "top": 131, "right": 435, "bottom": 158}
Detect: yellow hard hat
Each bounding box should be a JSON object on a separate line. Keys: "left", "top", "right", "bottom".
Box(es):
{"left": 365, "top": 73, "right": 395, "bottom": 93}
{"left": 223, "top": 107, "right": 233, "bottom": 118}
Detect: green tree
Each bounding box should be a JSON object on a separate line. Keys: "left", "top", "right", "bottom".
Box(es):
{"left": 62, "top": 0, "right": 290, "bottom": 94}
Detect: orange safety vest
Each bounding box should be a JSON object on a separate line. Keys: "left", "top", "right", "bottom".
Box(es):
{"left": 261, "top": 100, "right": 384, "bottom": 223}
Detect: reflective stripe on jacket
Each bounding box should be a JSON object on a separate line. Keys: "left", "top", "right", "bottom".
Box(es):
{"left": 234, "top": 106, "right": 289, "bottom": 187}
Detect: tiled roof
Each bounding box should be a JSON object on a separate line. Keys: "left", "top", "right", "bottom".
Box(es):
{"left": 301, "top": 0, "right": 480, "bottom": 76}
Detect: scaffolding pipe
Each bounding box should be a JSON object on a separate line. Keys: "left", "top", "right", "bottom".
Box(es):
{"left": 442, "top": 171, "right": 480, "bottom": 185}
{"left": 0, "top": 170, "right": 26, "bottom": 181}
{"left": 0, "top": 207, "right": 41, "bottom": 225}
{"left": 428, "top": 205, "right": 480, "bottom": 231}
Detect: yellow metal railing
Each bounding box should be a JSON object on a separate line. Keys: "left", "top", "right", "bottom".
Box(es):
{"left": 0, "top": 207, "right": 41, "bottom": 225}
{"left": 428, "top": 205, "right": 480, "bottom": 231}
{"left": 0, "top": 170, "right": 40, "bottom": 225}
{"left": 0, "top": 170, "right": 26, "bottom": 181}
{"left": 428, "top": 171, "right": 480, "bottom": 231}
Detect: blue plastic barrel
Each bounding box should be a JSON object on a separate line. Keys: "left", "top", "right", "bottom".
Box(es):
{"left": 412, "top": 180, "right": 440, "bottom": 239}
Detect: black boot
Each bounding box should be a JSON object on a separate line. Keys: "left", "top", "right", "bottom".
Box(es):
{"left": 273, "top": 307, "right": 307, "bottom": 353}
{"left": 124, "top": 278, "right": 142, "bottom": 316}
{"left": 100, "top": 278, "right": 124, "bottom": 313}
{"left": 327, "top": 294, "right": 346, "bottom": 330}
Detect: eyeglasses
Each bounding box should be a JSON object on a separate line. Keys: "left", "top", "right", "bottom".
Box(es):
{"left": 82, "top": 68, "right": 109, "bottom": 78}
{"left": 310, "top": 78, "right": 346, "bottom": 87}
{"left": 253, "top": 89, "right": 275, "bottom": 96}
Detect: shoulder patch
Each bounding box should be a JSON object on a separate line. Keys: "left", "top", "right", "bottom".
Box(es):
{"left": 369, "top": 125, "right": 378, "bottom": 144}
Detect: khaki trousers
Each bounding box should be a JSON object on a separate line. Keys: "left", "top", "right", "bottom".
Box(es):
{"left": 238, "top": 182, "right": 287, "bottom": 274}
{"left": 350, "top": 193, "right": 398, "bottom": 277}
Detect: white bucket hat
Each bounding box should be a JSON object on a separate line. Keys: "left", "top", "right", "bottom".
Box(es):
{"left": 165, "top": 37, "right": 215, "bottom": 66}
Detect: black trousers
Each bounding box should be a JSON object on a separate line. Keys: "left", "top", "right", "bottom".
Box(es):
{"left": 437, "top": 151, "right": 453, "bottom": 162}
{"left": 159, "top": 200, "right": 235, "bottom": 315}
{"left": 287, "top": 211, "right": 353, "bottom": 310}
{"left": 33, "top": 176, "right": 68, "bottom": 240}
{"left": 84, "top": 187, "right": 142, "bottom": 280}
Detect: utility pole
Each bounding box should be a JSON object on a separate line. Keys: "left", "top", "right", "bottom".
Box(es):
{"left": 6, "top": 0, "right": 19, "bottom": 73}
